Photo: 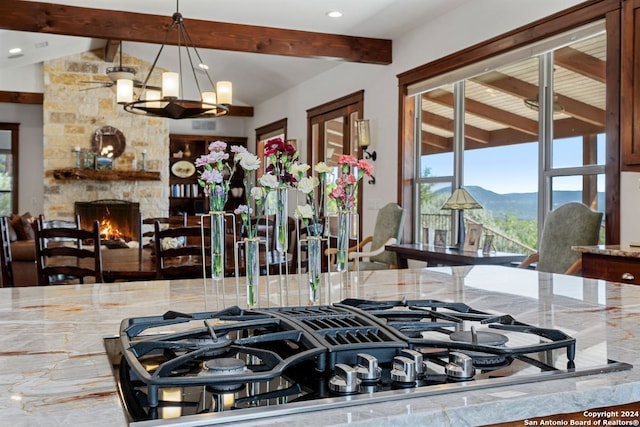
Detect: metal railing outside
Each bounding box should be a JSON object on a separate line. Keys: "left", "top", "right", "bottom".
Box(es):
{"left": 420, "top": 214, "right": 535, "bottom": 255}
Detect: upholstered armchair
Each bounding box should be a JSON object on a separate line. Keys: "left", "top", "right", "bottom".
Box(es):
{"left": 518, "top": 202, "right": 602, "bottom": 275}
{"left": 345, "top": 203, "right": 406, "bottom": 271}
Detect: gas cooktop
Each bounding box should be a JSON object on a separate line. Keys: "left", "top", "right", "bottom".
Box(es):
{"left": 103, "top": 299, "right": 632, "bottom": 426}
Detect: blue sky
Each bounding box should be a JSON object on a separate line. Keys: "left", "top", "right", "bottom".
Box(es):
{"left": 424, "top": 135, "right": 605, "bottom": 194}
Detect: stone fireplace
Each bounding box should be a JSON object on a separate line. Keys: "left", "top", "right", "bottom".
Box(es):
{"left": 75, "top": 200, "right": 140, "bottom": 244}
{"left": 42, "top": 49, "right": 169, "bottom": 223}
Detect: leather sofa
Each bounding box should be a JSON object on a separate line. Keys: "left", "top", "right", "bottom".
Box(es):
{"left": 1, "top": 214, "right": 38, "bottom": 287}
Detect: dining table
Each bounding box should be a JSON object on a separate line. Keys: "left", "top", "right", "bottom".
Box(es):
{"left": 62, "top": 243, "right": 292, "bottom": 282}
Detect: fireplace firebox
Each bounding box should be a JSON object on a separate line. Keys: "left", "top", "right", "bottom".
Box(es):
{"left": 75, "top": 200, "right": 140, "bottom": 244}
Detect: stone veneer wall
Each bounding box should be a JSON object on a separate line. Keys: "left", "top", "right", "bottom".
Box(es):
{"left": 42, "top": 49, "right": 169, "bottom": 221}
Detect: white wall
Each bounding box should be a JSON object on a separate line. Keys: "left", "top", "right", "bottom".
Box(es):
{"left": 621, "top": 173, "right": 640, "bottom": 244}
{"left": 0, "top": 102, "right": 44, "bottom": 215}
{"left": 0, "top": 63, "right": 44, "bottom": 93}
{"left": 248, "top": 0, "right": 586, "bottom": 238}
{"left": 168, "top": 116, "right": 248, "bottom": 138}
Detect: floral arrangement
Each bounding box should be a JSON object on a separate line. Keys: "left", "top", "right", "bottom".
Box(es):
{"left": 195, "top": 141, "right": 252, "bottom": 212}
{"left": 328, "top": 154, "right": 374, "bottom": 212}
{"left": 263, "top": 137, "right": 299, "bottom": 187}
{"left": 232, "top": 150, "right": 263, "bottom": 239}
{"left": 295, "top": 161, "right": 332, "bottom": 236}
{"left": 234, "top": 186, "right": 267, "bottom": 240}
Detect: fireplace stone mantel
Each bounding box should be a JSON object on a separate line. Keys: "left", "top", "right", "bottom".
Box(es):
{"left": 50, "top": 168, "right": 161, "bottom": 181}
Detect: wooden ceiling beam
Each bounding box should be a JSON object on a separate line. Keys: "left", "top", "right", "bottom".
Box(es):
{"left": 422, "top": 111, "right": 490, "bottom": 144}
{"left": 103, "top": 39, "right": 120, "bottom": 63}
{"left": 421, "top": 131, "right": 452, "bottom": 152}
{"left": 472, "top": 71, "right": 605, "bottom": 126}
{"left": 227, "top": 105, "right": 254, "bottom": 117}
{"left": 0, "top": 90, "right": 43, "bottom": 104}
{"left": 0, "top": 0, "right": 392, "bottom": 65}
{"left": 554, "top": 46, "right": 606, "bottom": 83}
{"left": 424, "top": 90, "right": 539, "bottom": 135}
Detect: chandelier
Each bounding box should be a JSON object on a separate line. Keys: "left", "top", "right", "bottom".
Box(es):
{"left": 120, "top": 2, "right": 232, "bottom": 119}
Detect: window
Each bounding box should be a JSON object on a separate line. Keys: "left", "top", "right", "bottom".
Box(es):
{"left": 255, "top": 118, "right": 288, "bottom": 214}
{"left": 307, "top": 91, "right": 364, "bottom": 233}
{"left": 0, "top": 123, "right": 19, "bottom": 216}
{"left": 255, "top": 118, "right": 288, "bottom": 180}
{"left": 407, "top": 22, "right": 607, "bottom": 252}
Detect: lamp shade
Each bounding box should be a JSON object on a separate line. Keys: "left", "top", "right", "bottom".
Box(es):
{"left": 216, "top": 81, "right": 233, "bottom": 104}
{"left": 116, "top": 79, "right": 133, "bottom": 104}
{"left": 356, "top": 119, "right": 371, "bottom": 148}
{"left": 201, "top": 91, "right": 217, "bottom": 105}
{"left": 441, "top": 187, "right": 482, "bottom": 210}
{"left": 144, "top": 89, "right": 162, "bottom": 108}
{"left": 162, "top": 72, "right": 180, "bottom": 98}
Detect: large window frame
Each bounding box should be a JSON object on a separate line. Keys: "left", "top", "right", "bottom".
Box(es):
{"left": 398, "top": 1, "right": 621, "bottom": 245}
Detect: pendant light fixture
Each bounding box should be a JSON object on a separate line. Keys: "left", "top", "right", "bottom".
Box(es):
{"left": 122, "top": 1, "right": 232, "bottom": 119}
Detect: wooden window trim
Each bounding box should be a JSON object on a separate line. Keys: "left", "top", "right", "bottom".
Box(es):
{"left": 306, "top": 90, "right": 365, "bottom": 234}
{"left": 397, "top": 0, "right": 621, "bottom": 244}
{"left": 0, "top": 122, "right": 19, "bottom": 214}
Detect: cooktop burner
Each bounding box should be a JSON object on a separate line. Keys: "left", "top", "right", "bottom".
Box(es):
{"left": 103, "top": 299, "right": 632, "bottom": 426}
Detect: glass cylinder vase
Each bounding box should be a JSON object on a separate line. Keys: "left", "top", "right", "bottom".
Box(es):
{"left": 209, "top": 212, "right": 225, "bottom": 280}
{"left": 336, "top": 210, "right": 351, "bottom": 272}
{"left": 275, "top": 186, "right": 288, "bottom": 253}
{"left": 307, "top": 236, "right": 322, "bottom": 303}
{"left": 245, "top": 237, "right": 260, "bottom": 307}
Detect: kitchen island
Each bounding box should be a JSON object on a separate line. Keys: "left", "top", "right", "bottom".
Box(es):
{"left": 1, "top": 266, "right": 639, "bottom": 426}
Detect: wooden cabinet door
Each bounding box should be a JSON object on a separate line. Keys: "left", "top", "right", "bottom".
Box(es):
{"left": 621, "top": 0, "right": 640, "bottom": 166}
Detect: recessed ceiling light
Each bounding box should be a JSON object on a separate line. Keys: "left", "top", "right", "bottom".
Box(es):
{"left": 9, "top": 47, "right": 22, "bottom": 55}
{"left": 327, "top": 11, "right": 342, "bottom": 18}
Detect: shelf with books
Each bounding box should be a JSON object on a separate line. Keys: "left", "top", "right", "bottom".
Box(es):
{"left": 169, "top": 134, "right": 247, "bottom": 215}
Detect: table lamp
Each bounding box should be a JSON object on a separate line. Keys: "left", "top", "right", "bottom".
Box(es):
{"left": 441, "top": 187, "right": 482, "bottom": 250}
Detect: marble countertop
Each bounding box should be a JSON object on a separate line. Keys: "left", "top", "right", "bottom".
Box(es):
{"left": 573, "top": 244, "right": 640, "bottom": 258}
{"left": 1, "top": 266, "right": 639, "bottom": 426}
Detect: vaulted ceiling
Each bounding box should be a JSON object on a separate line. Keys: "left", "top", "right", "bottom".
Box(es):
{"left": 1, "top": 0, "right": 605, "bottom": 150}
{"left": 0, "top": 0, "right": 472, "bottom": 106}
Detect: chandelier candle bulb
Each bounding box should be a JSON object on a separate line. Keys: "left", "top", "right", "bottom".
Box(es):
{"left": 144, "top": 89, "right": 162, "bottom": 108}
{"left": 216, "top": 81, "right": 233, "bottom": 104}
{"left": 116, "top": 79, "right": 133, "bottom": 104}
{"left": 162, "top": 72, "right": 180, "bottom": 98}
{"left": 201, "top": 91, "right": 217, "bottom": 104}
{"left": 201, "top": 91, "right": 217, "bottom": 114}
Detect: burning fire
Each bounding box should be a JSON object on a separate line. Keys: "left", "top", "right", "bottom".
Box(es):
{"left": 100, "top": 218, "right": 123, "bottom": 240}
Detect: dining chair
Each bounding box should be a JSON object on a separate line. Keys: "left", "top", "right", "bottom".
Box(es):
{"left": 518, "top": 202, "right": 603, "bottom": 275}
{"left": 153, "top": 221, "right": 211, "bottom": 279}
{"left": 138, "top": 212, "right": 187, "bottom": 257}
{"left": 0, "top": 217, "right": 15, "bottom": 287}
{"left": 35, "top": 219, "right": 104, "bottom": 285}
{"left": 326, "top": 203, "right": 406, "bottom": 271}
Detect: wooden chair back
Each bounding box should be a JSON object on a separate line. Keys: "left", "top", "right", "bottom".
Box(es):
{"left": 154, "top": 221, "right": 211, "bottom": 279}
{"left": 139, "top": 213, "right": 187, "bottom": 257}
{"left": 35, "top": 219, "right": 103, "bottom": 285}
